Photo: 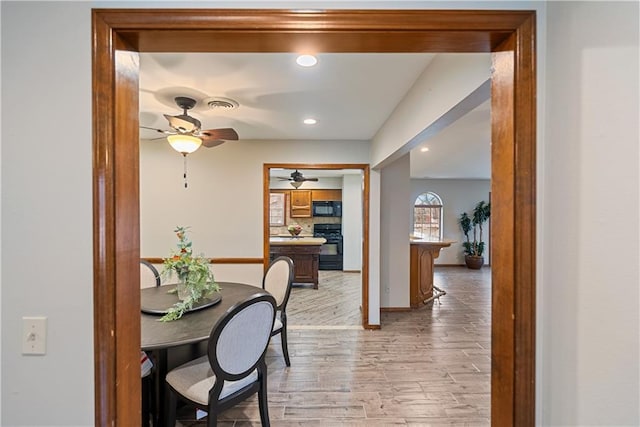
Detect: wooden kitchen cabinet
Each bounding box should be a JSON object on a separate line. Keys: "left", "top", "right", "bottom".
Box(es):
{"left": 312, "top": 189, "right": 342, "bottom": 201}
{"left": 290, "top": 190, "right": 312, "bottom": 217}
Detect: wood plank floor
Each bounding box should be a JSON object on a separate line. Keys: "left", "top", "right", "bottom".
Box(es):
{"left": 176, "top": 266, "right": 491, "bottom": 426}
{"left": 288, "top": 270, "right": 363, "bottom": 327}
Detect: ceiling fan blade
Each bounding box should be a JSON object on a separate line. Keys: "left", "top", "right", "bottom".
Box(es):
{"left": 303, "top": 177, "right": 319, "bottom": 182}
{"left": 201, "top": 139, "right": 227, "bottom": 148}
{"left": 164, "top": 114, "right": 200, "bottom": 133}
{"left": 140, "top": 125, "right": 173, "bottom": 135}
{"left": 198, "top": 128, "right": 239, "bottom": 141}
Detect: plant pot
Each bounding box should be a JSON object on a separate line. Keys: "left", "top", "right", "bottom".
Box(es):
{"left": 465, "top": 255, "right": 484, "bottom": 269}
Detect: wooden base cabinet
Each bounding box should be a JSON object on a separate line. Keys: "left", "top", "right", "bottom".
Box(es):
{"left": 270, "top": 244, "right": 321, "bottom": 289}
{"left": 409, "top": 241, "right": 453, "bottom": 308}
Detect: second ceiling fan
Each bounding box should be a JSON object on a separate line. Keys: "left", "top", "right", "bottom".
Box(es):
{"left": 278, "top": 170, "right": 319, "bottom": 188}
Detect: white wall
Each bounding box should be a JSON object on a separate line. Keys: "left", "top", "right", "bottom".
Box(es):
{"left": 368, "top": 169, "right": 381, "bottom": 325}
{"left": 411, "top": 179, "right": 491, "bottom": 265}
{"left": 380, "top": 153, "right": 411, "bottom": 308}
{"left": 342, "top": 174, "right": 364, "bottom": 271}
{"left": 1, "top": 2, "right": 95, "bottom": 425}
{"left": 541, "top": 2, "right": 639, "bottom": 425}
{"left": 140, "top": 139, "right": 368, "bottom": 260}
{"left": 140, "top": 139, "right": 369, "bottom": 285}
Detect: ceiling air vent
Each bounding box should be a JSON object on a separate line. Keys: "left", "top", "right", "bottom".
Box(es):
{"left": 204, "top": 97, "right": 239, "bottom": 111}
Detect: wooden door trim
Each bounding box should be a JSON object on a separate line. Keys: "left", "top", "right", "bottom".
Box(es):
{"left": 263, "top": 163, "right": 370, "bottom": 328}
{"left": 92, "top": 8, "right": 536, "bottom": 426}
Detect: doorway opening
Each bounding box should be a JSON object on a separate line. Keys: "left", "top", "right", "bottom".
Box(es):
{"left": 264, "top": 163, "right": 370, "bottom": 328}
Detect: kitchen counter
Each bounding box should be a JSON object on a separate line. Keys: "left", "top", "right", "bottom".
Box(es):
{"left": 269, "top": 237, "right": 326, "bottom": 289}
{"left": 269, "top": 236, "right": 326, "bottom": 245}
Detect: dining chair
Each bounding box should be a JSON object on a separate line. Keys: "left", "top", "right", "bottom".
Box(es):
{"left": 140, "top": 259, "right": 161, "bottom": 288}
{"left": 165, "top": 292, "right": 277, "bottom": 427}
{"left": 262, "top": 256, "right": 294, "bottom": 366}
{"left": 140, "top": 260, "right": 160, "bottom": 426}
{"left": 141, "top": 350, "right": 155, "bottom": 427}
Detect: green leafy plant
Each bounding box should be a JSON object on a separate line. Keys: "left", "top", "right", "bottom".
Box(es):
{"left": 160, "top": 226, "right": 219, "bottom": 321}
{"left": 459, "top": 201, "right": 491, "bottom": 257}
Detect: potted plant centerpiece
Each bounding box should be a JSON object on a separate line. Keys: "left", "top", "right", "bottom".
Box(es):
{"left": 160, "top": 226, "right": 220, "bottom": 321}
{"left": 459, "top": 201, "right": 491, "bottom": 269}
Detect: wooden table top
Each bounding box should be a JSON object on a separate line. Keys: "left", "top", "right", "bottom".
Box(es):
{"left": 141, "top": 281, "right": 264, "bottom": 351}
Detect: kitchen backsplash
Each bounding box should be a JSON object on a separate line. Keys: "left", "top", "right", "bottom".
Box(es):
{"left": 270, "top": 216, "right": 341, "bottom": 236}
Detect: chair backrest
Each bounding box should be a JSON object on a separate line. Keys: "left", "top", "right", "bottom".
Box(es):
{"left": 262, "top": 256, "right": 294, "bottom": 311}
{"left": 140, "top": 260, "right": 161, "bottom": 289}
{"left": 208, "top": 292, "right": 276, "bottom": 381}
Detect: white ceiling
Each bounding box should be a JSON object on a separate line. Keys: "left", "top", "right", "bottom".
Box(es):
{"left": 139, "top": 52, "right": 491, "bottom": 179}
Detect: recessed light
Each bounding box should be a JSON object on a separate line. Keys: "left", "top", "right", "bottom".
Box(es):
{"left": 303, "top": 118, "right": 317, "bottom": 125}
{"left": 296, "top": 54, "right": 318, "bottom": 67}
{"left": 420, "top": 147, "right": 430, "bottom": 152}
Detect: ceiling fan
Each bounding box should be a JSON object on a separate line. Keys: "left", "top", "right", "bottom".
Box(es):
{"left": 141, "top": 96, "right": 239, "bottom": 189}
{"left": 278, "top": 170, "right": 319, "bottom": 188}
{"left": 140, "top": 96, "right": 239, "bottom": 152}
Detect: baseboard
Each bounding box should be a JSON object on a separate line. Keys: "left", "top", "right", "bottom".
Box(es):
{"left": 380, "top": 307, "right": 412, "bottom": 312}
{"left": 342, "top": 270, "right": 361, "bottom": 273}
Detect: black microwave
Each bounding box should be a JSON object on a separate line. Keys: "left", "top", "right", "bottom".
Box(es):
{"left": 312, "top": 201, "right": 342, "bottom": 217}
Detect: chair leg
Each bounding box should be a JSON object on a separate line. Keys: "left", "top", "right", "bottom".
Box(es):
{"left": 148, "top": 375, "right": 156, "bottom": 427}
{"left": 280, "top": 318, "right": 291, "bottom": 367}
{"left": 166, "top": 388, "right": 177, "bottom": 427}
{"left": 206, "top": 409, "right": 217, "bottom": 427}
{"left": 141, "top": 376, "right": 150, "bottom": 427}
{"left": 258, "top": 368, "right": 271, "bottom": 427}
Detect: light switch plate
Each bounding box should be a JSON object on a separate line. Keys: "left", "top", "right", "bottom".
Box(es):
{"left": 22, "top": 316, "right": 47, "bottom": 355}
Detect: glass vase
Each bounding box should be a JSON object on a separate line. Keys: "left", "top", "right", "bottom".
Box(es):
{"left": 176, "top": 277, "right": 190, "bottom": 301}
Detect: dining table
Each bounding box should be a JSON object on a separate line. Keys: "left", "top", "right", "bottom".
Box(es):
{"left": 141, "top": 281, "right": 267, "bottom": 427}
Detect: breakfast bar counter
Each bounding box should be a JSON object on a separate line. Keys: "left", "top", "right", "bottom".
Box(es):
{"left": 410, "top": 239, "right": 454, "bottom": 307}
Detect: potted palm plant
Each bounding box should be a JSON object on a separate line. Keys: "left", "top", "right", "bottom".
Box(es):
{"left": 459, "top": 200, "right": 491, "bottom": 269}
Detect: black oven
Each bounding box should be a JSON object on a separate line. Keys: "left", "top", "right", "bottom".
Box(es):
{"left": 313, "top": 223, "right": 343, "bottom": 270}
{"left": 312, "top": 201, "right": 342, "bottom": 217}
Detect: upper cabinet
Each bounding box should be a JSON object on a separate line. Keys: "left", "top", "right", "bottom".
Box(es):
{"left": 311, "top": 189, "right": 342, "bottom": 201}
{"left": 290, "top": 190, "right": 312, "bottom": 217}
{"left": 273, "top": 189, "right": 342, "bottom": 218}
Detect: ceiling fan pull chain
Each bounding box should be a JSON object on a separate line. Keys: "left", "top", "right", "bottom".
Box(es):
{"left": 183, "top": 154, "right": 188, "bottom": 188}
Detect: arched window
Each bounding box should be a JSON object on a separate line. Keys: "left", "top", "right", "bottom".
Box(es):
{"left": 413, "top": 192, "right": 443, "bottom": 240}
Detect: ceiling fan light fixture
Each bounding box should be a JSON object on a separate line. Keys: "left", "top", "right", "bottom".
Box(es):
{"left": 290, "top": 181, "right": 303, "bottom": 189}
{"left": 167, "top": 134, "right": 202, "bottom": 154}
